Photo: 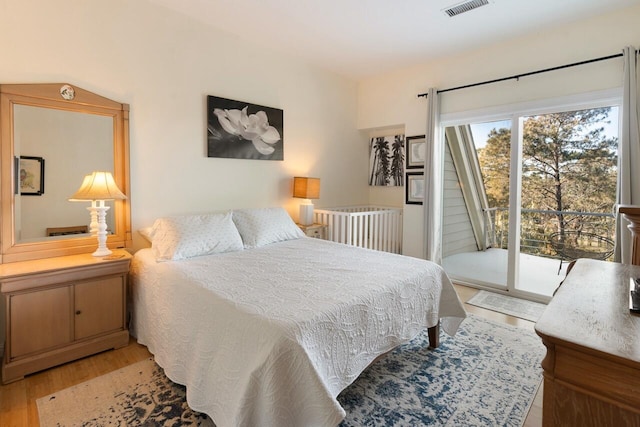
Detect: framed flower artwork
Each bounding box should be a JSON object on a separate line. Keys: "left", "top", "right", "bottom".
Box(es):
{"left": 207, "top": 95, "right": 284, "bottom": 160}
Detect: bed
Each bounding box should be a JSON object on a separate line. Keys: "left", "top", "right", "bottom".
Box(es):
{"left": 130, "top": 208, "right": 466, "bottom": 427}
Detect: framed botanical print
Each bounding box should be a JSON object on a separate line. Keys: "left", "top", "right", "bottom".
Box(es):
{"left": 406, "top": 135, "right": 426, "bottom": 169}
{"left": 405, "top": 171, "right": 424, "bottom": 205}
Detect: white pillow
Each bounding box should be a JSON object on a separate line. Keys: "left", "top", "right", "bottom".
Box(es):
{"left": 232, "top": 207, "right": 305, "bottom": 248}
{"left": 150, "top": 212, "right": 244, "bottom": 261}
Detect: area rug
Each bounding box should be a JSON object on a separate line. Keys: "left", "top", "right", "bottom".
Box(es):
{"left": 37, "top": 357, "right": 213, "bottom": 427}
{"left": 467, "top": 290, "right": 547, "bottom": 322}
{"left": 38, "top": 315, "right": 544, "bottom": 427}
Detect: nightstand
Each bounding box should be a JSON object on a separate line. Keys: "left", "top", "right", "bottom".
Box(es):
{"left": 297, "top": 223, "right": 327, "bottom": 239}
{"left": 0, "top": 250, "right": 131, "bottom": 384}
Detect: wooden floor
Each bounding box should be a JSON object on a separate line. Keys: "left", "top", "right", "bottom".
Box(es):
{"left": 0, "top": 284, "right": 543, "bottom": 426}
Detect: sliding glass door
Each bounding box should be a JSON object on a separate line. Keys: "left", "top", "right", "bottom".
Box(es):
{"left": 516, "top": 107, "right": 618, "bottom": 296}
{"left": 441, "top": 99, "right": 619, "bottom": 300}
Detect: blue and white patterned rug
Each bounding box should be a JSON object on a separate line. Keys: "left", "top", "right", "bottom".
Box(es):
{"left": 37, "top": 315, "right": 544, "bottom": 427}
{"left": 338, "top": 314, "right": 544, "bottom": 426}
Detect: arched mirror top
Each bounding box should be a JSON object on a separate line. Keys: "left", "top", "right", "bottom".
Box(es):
{"left": 0, "top": 83, "right": 131, "bottom": 263}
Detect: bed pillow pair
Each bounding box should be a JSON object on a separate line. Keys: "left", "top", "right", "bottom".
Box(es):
{"left": 150, "top": 211, "right": 244, "bottom": 261}
{"left": 232, "top": 207, "right": 305, "bottom": 248}
{"left": 146, "top": 207, "right": 305, "bottom": 261}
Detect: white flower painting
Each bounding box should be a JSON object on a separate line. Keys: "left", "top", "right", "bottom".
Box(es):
{"left": 207, "top": 96, "right": 284, "bottom": 160}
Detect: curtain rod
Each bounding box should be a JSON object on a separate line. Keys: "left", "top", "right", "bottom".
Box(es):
{"left": 417, "top": 52, "right": 624, "bottom": 98}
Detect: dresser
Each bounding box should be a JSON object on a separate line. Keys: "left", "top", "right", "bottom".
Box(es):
{"left": 535, "top": 259, "right": 640, "bottom": 426}
{"left": 1, "top": 250, "right": 131, "bottom": 384}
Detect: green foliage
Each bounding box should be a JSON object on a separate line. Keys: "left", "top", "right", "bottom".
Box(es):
{"left": 522, "top": 108, "right": 617, "bottom": 216}
{"left": 476, "top": 107, "right": 617, "bottom": 256}
{"left": 477, "top": 128, "right": 511, "bottom": 208}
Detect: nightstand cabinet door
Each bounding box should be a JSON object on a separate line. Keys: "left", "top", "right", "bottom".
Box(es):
{"left": 10, "top": 286, "right": 73, "bottom": 359}
{"left": 74, "top": 276, "right": 124, "bottom": 341}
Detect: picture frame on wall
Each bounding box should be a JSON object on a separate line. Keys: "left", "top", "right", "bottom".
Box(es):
{"left": 18, "top": 156, "right": 45, "bottom": 196}
{"left": 207, "top": 95, "right": 284, "bottom": 161}
{"left": 368, "top": 134, "right": 405, "bottom": 186}
{"left": 405, "top": 171, "right": 424, "bottom": 205}
{"left": 406, "top": 135, "right": 426, "bottom": 169}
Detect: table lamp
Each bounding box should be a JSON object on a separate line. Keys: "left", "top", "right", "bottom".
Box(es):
{"left": 69, "top": 171, "right": 127, "bottom": 256}
{"left": 293, "top": 177, "right": 320, "bottom": 226}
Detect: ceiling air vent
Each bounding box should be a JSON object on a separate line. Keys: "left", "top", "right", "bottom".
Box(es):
{"left": 443, "top": 0, "right": 490, "bottom": 17}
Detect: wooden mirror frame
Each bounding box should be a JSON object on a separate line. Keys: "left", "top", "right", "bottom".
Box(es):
{"left": 0, "top": 83, "right": 131, "bottom": 263}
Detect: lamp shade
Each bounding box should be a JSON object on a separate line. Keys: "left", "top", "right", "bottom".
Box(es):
{"left": 69, "top": 171, "right": 127, "bottom": 201}
{"left": 293, "top": 177, "right": 320, "bottom": 199}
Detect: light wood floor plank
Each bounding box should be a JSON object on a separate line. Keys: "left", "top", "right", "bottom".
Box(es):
{"left": 0, "top": 339, "right": 151, "bottom": 426}
{"left": 0, "top": 285, "right": 542, "bottom": 426}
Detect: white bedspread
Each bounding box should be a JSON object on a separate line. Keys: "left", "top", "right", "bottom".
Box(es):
{"left": 131, "top": 238, "right": 466, "bottom": 427}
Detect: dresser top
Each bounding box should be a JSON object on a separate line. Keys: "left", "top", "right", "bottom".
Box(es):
{"left": 535, "top": 259, "right": 640, "bottom": 363}
{"left": 0, "top": 249, "right": 131, "bottom": 279}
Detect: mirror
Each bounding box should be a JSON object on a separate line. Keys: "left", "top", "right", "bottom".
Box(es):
{"left": 0, "top": 83, "right": 131, "bottom": 263}
{"left": 14, "top": 105, "right": 115, "bottom": 241}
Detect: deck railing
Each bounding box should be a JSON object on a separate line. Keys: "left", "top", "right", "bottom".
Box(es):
{"left": 484, "top": 207, "right": 616, "bottom": 261}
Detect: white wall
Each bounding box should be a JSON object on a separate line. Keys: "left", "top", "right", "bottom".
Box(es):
{"left": 0, "top": 0, "right": 369, "bottom": 252}
{"left": 358, "top": 3, "right": 640, "bottom": 258}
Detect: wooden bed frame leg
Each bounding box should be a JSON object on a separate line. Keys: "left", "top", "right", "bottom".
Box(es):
{"left": 428, "top": 323, "right": 440, "bottom": 348}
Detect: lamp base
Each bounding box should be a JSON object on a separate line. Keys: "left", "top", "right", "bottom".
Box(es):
{"left": 92, "top": 247, "right": 113, "bottom": 257}
{"left": 89, "top": 203, "right": 112, "bottom": 257}
{"left": 299, "top": 202, "right": 314, "bottom": 226}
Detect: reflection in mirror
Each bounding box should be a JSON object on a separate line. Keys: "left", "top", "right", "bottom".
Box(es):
{"left": 0, "top": 83, "right": 131, "bottom": 263}
{"left": 14, "top": 105, "right": 114, "bottom": 242}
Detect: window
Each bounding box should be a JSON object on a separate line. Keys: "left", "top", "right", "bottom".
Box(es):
{"left": 441, "top": 92, "right": 620, "bottom": 299}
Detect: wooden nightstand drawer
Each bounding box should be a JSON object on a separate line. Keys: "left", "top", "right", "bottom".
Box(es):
{"left": 297, "top": 223, "right": 327, "bottom": 239}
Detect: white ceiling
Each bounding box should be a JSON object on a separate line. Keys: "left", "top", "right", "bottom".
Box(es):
{"left": 151, "top": 0, "right": 640, "bottom": 79}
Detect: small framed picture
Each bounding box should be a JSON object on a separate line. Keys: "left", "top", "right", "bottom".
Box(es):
{"left": 406, "top": 171, "right": 424, "bottom": 205}
{"left": 19, "top": 156, "right": 45, "bottom": 195}
{"left": 406, "top": 135, "right": 426, "bottom": 169}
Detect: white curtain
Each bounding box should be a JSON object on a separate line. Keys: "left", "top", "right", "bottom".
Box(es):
{"left": 423, "top": 88, "right": 443, "bottom": 263}
{"left": 616, "top": 46, "right": 640, "bottom": 263}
